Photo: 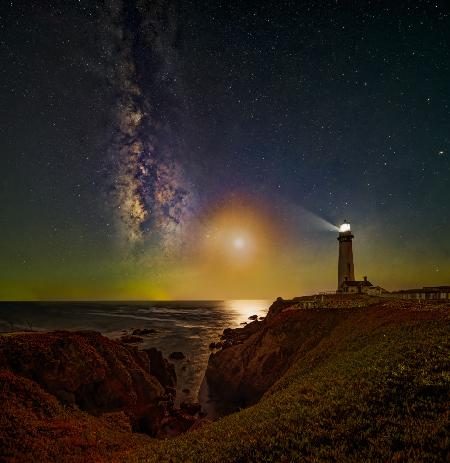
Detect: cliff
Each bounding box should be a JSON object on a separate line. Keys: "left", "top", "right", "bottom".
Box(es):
{"left": 203, "top": 295, "right": 385, "bottom": 411}
{"left": 175, "top": 296, "right": 448, "bottom": 462}
{"left": 1, "top": 297, "right": 449, "bottom": 462}
{"left": 0, "top": 330, "right": 199, "bottom": 461}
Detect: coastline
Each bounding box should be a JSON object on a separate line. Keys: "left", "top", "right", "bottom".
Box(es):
{"left": 1, "top": 295, "right": 449, "bottom": 462}
{"left": 0, "top": 299, "right": 270, "bottom": 407}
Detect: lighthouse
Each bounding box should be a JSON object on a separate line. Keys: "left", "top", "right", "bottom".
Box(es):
{"left": 337, "top": 220, "right": 355, "bottom": 290}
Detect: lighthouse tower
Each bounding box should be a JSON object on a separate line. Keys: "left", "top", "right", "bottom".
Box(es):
{"left": 337, "top": 220, "right": 355, "bottom": 290}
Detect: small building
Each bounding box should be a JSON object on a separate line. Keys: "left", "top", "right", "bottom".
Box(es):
{"left": 340, "top": 276, "right": 388, "bottom": 295}
{"left": 340, "top": 276, "right": 372, "bottom": 294}
{"left": 392, "top": 286, "right": 450, "bottom": 300}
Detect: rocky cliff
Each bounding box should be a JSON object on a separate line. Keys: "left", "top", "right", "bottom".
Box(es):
{"left": 202, "top": 295, "right": 447, "bottom": 414}
{"left": 0, "top": 330, "right": 195, "bottom": 440}
{"left": 203, "top": 301, "right": 344, "bottom": 412}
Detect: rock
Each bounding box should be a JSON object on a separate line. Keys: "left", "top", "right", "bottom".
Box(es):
{"left": 0, "top": 370, "right": 141, "bottom": 460}
{"left": 169, "top": 351, "right": 185, "bottom": 360}
{"left": 166, "top": 386, "right": 176, "bottom": 395}
{"left": 119, "top": 334, "right": 144, "bottom": 344}
{"left": 0, "top": 330, "right": 211, "bottom": 458}
{"left": 161, "top": 393, "right": 174, "bottom": 409}
{"left": 219, "top": 321, "right": 261, "bottom": 347}
{"left": 248, "top": 314, "right": 258, "bottom": 320}
{"left": 180, "top": 401, "right": 201, "bottom": 415}
{"left": 165, "top": 386, "right": 176, "bottom": 405}
{"left": 0, "top": 330, "right": 169, "bottom": 436}
{"left": 205, "top": 299, "right": 336, "bottom": 413}
{"left": 240, "top": 321, "right": 247, "bottom": 325}
{"left": 157, "top": 409, "right": 197, "bottom": 437}
{"left": 132, "top": 328, "right": 157, "bottom": 336}
{"left": 265, "top": 297, "right": 293, "bottom": 320}
{"left": 222, "top": 340, "right": 233, "bottom": 349}
{"left": 144, "top": 347, "right": 176, "bottom": 390}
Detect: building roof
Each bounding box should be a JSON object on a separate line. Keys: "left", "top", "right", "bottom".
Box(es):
{"left": 341, "top": 279, "right": 373, "bottom": 287}
{"left": 394, "top": 286, "right": 450, "bottom": 294}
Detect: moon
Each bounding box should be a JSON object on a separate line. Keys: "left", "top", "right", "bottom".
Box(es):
{"left": 233, "top": 237, "right": 245, "bottom": 249}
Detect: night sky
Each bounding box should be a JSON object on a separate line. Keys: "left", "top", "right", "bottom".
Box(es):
{"left": 1, "top": 0, "right": 449, "bottom": 300}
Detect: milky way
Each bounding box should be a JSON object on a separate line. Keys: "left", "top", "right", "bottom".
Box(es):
{"left": 103, "top": 0, "right": 193, "bottom": 251}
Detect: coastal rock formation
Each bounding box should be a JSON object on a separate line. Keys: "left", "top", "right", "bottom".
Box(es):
{"left": 264, "top": 296, "right": 296, "bottom": 320}
{"left": 180, "top": 401, "right": 201, "bottom": 415}
{"left": 120, "top": 334, "right": 144, "bottom": 344}
{"left": 145, "top": 347, "right": 176, "bottom": 391}
{"left": 0, "top": 368, "right": 149, "bottom": 461}
{"left": 203, "top": 296, "right": 384, "bottom": 412}
{"left": 133, "top": 328, "right": 157, "bottom": 335}
{"left": 169, "top": 351, "right": 186, "bottom": 360}
{"left": 0, "top": 330, "right": 179, "bottom": 436}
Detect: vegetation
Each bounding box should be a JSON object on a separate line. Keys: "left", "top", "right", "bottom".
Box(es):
{"left": 1, "top": 299, "right": 449, "bottom": 462}
{"left": 0, "top": 370, "right": 150, "bottom": 462}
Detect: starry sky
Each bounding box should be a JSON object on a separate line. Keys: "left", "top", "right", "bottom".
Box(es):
{"left": 1, "top": 0, "right": 449, "bottom": 300}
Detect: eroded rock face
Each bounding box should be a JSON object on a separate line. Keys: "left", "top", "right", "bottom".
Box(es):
{"left": 119, "top": 334, "right": 144, "bottom": 344}
{"left": 203, "top": 307, "right": 344, "bottom": 413}
{"left": 265, "top": 297, "right": 295, "bottom": 320}
{"left": 0, "top": 369, "right": 141, "bottom": 461}
{"left": 0, "top": 331, "right": 175, "bottom": 436}
{"left": 132, "top": 328, "right": 157, "bottom": 336}
{"left": 144, "top": 347, "right": 176, "bottom": 391}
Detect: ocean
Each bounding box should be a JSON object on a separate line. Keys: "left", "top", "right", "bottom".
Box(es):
{"left": 0, "top": 299, "right": 270, "bottom": 409}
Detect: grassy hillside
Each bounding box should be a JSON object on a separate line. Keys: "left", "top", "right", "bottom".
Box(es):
{"left": 130, "top": 300, "right": 449, "bottom": 462}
